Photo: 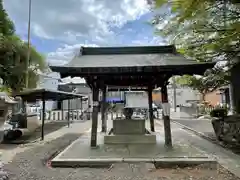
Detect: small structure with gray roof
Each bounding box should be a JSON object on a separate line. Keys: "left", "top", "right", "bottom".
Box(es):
{"left": 50, "top": 45, "right": 215, "bottom": 148}
{"left": 14, "top": 88, "right": 87, "bottom": 140}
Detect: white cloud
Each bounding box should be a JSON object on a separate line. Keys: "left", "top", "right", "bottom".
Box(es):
{"left": 60, "top": 77, "right": 86, "bottom": 84}
{"left": 47, "top": 36, "right": 166, "bottom": 66}
{"left": 131, "top": 36, "right": 166, "bottom": 45}
{"left": 47, "top": 43, "right": 98, "bottom": 65}
{"left": 3, "top": 0, "right": 150, "bottom": 43}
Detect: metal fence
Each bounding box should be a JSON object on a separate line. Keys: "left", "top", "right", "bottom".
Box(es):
{"left": 27, "top": 109, "right": 90, "bottom": 121}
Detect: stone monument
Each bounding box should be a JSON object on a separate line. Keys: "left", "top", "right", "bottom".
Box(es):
{"left": 104, "top": 94, "right": 156, "bottom": 144}
{"left": 0, "top": 92, "right": 17, "bottom": 142}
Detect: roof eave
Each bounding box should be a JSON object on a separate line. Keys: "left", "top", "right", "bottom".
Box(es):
{"left": 50, "top": 62, "right": 215, "bottom": 78}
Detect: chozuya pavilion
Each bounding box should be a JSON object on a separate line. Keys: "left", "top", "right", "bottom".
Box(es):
{"left": 50, "top": 45, "right": 214, "bottom": 148}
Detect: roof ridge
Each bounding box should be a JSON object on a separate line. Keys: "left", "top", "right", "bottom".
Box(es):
{"left": 80, "top": 45, "right": 177, "bottom": 55}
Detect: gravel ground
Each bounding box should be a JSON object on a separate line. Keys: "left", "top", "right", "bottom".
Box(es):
{"left": 3, "top": 121, "right": 69, "bottom": 144}
{"left": 3, "top": 133, "right": 240, "bottom": 180}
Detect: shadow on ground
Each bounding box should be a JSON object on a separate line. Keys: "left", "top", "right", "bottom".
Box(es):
{"left": 1, "top": 121, "right": 68, "bottom": 146}
{"left": 174, "top": 119, "right": 240, "bottom": 155}
{"left": 3, "top": 133, "right": 240, "bottom": 180}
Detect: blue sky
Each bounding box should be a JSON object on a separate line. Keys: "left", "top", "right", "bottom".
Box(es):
{"left": 4, "top": 0, "right": 166, "bottom": 65}
{"left": 26, "top": 12, "right": 161, "bottom": 54}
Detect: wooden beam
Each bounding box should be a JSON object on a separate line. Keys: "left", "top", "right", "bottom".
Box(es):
{"left": 80, "top": 97, "right": 83, "bottom": 119}
{"left": 61, "top": 100, "right": 64, "bottom": 120}
{"left": 58, "top": 62, "right": 214, "bottom": 78}
{"left": 161, "top": 84, "right": 172, "bottom": 147}
{"left": 67, "top": 99, "right": 70, "bottom": 127}
{"left": 41, "top": 93, "right": 45, "bottom": 141}
{"left": 101, "top": 85, "right": 107, "bottom": 132}
{"left": 90, "top": 80, "right": 99, "bottom": 147}
{"left": 108, "top": 88, "right": 148, "bottom": 92}
{"left": 148, "top": 85, "right": 154, "bottom": 132}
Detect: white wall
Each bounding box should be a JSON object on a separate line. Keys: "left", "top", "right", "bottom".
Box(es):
{"left": 37, "top": 72, "right": 60, "bottom": 111}
{"left": 168, "top": 86, "right": 200, "bottom": 107}
{"left": 61, "top": 84, "right": 92, "bottom": 111}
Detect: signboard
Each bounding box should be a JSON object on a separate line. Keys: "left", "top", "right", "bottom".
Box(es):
{"left": 124, "top": 91, "right": 148, "bottom": 108}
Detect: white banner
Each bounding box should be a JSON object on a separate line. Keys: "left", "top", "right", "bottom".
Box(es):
{"left": 125, "top": 91, "right": 148, "bottom": 108}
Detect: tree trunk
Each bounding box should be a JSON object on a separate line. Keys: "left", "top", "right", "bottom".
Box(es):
{"left": 200, "top": 92, "right": 206, "bottom": 102}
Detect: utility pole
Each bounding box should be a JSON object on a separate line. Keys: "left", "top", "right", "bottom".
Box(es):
{"left": 25, "top": 0, "right": 32, "bottom": 89}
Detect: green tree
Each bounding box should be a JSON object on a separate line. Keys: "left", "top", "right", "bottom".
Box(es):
{"left": 0, "top": 0, "right": 15, "bottom": 36}
{"left": 151, "top": 0, "right": 240, "bottom": 62}
{"left": 175, "top": 75, "right": 208, "bottom": 100}
{"left": 150, "top": 0, "right": 239, "bottom": 91}
{"left": 175, "top": 65, "right": 230, "bottom": 101}
{"left": 175, "top": 65, "right": 230, "bottom": 89}
{"left": 0, "top": 1, "right": 47, "bottom": 93}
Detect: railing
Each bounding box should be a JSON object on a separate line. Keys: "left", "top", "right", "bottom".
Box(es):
{"left": 28, "top": 109, "right": 90, "bottom": 121}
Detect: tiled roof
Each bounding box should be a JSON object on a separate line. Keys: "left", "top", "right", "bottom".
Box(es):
{"left": 65, "top": 45, "right": 206, "bottom": 68}
{"left": 50, "top": 45, "right": 215, "bottom": 77}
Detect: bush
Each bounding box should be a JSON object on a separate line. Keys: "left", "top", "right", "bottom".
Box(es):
{"left": 210, "top": 108, "right": 228, "bottom": 118}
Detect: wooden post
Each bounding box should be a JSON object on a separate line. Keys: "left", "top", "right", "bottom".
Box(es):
{"left": 80, "top": 97, "right": 82, "bottom": 111}
{"left": 53, "top": 112, "right": 55, "bottom": 121}
{"left": 67, "top": 99, "right": 70, "bottom": 127}
{"left": 80, "top": 97, "right": 83, "bottom": 120}
{"left": 161, "top": 84, "right": 172, "bottom": 147}
{"left": 101, "top": 86, "right": 107, "bottom": 132}
{"left": 91, "top": 82, "right": 99, "bottom": 147}
{"left": 148, "top": 85, "right": 155, "bottom": 132}
{"left": 21, "top": 100, "right": 26, "bottom": 113}
{"left": 61, "top": 100, "right": 64, "bottom": 120}
{"left": 77, "top": 109, "right": 79, "bottom": 120}
{"left": 41, "top": 93, "right": 45, "bottom": 140}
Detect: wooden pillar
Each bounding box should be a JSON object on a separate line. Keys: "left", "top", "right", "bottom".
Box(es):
{"left": 148, "top": 85, "right": 155, "bottom": 132}
{"left": 61, "top": 101, "right": 64, "bottom": 120}
{"left": 161, "top": 84, "right": 172, "bottom": 147}
{"left": 80, "top": 97, "right": 83, "bottom": 120}
{"left": 101, "top": 86, "right": 107, "bottom": 132}
{"left": 41, "top": 93, "right": 45, "bottom": 140}
{"left": 91, "top": 81, "right": 99, "bottom": 147}
{"left": 80, "top": 97, "right": 83, "bottom": 112}
{"left": 67, "top": 99, "right": 70, "bottom": 127}
{"left": 21, "top": 100, "right": 26, "bottom": 113}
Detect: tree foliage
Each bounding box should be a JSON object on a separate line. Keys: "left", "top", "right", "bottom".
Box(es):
{"left": 150, "top": 0, "right": 240, "bottom": 92}
{"left": 0, "top": 0, "right": 15, "bottom": 36}
{"left": 151, "top": 0, "right": 240, "bottom": 61}
{"left": 175, "top": 75, "right": 208, "bottom": 95}
{"left": 0, "top": 0, "right": 47, "bottom": 92}
{"left": 175, "top": 66, "right": 230, "bottom": 96}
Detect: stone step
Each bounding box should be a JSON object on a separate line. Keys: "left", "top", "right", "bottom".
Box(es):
{"left": 104, "top": 134, "right": 156, "bottom": 144}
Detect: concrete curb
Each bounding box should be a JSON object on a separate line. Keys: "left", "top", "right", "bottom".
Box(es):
{"left": 51, "top": 158, "right": 123, "bottom": 168}
{"left": 51, "top": 157, "right": 217, "bottom": 169}
{"left": 153, "top": 158, "right": 217, "bottom": 169}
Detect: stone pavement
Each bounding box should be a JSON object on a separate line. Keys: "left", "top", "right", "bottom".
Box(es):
{"left": 0, "top": 120, "right": 92, "bottom": 164}
{"left": 52, "top": 130, "right": 210, "bottom": 166}
{"left": 2, "top": 114, "right": 240, "bottom": 178}
{"left": 51, "top": 119, "right": 214, "bottom": 167}
{"left": 172, "top": 118, "right": 216, "bottom": 140}
{"left": 163, "top": 120, "right": 240, "bottom": 178}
